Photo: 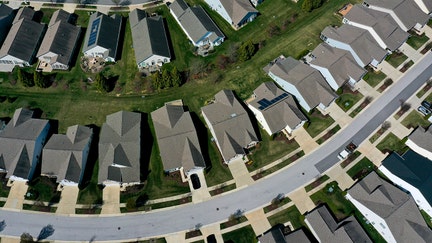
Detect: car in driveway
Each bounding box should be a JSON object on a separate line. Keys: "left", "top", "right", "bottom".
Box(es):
{"left": 190, "top": 174, "right": 201, "bottom": 190}
{"left": 421, "top": 100, "right": 431, "bottom": 110}
{"left": 418, "top": 105, "right": 431, "bottom": 116}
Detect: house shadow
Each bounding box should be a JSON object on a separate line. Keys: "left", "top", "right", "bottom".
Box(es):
{"left": 162, "top": 17, "right": 176, "bottom": 62}
{"left": 138, "top": 112, "right": 152, "bottom": 182}
{"left": 233, "top": 90, "right": 262, "bottom": 141}
{"left": 114, "top": 16, "right": 127, "bottom": 62}
{"left": 190, "top": 112, "right": 212, "bottom": 170}
{"left": 79, "top": 124, "right": 100, "bottom": 189}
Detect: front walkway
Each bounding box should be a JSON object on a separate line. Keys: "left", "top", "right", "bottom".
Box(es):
{"left": 56, "top": 185, "right": 79, "bottom": 214}
{"left": 101, "top": 184, "right": 120, "bottom": 214}
{"left": 227, "top": 158, "right": 254, "bottom": 188}
{"left": 4, "top": 180, "right": 28, "bottom": 210}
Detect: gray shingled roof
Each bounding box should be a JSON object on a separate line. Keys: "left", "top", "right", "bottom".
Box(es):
{"left": 267, "top": 56, "right": 337, "bottom": 110}
{"left": 249, "top": 82, "right": 307, "bottom": 134}
{"left": 364, "top": 0, "right": 429, "bottom": 30}
{"left": 0, "top": 17, "right": 46, "bottom": 63}
{"left": 129, "top": 10, "right": 171, "bottom": 66}
{"left": 170, "top": 0, "right": 224, "bottom": 44}
{"left": 382, "top": 150, "right": 432, "bottom": 211}
{"left": 344, "top": 5, "right": 409, "bottom": 51}
{"left": 0, "top": 108, "right": 49, "bottom": 180}
{"left": 48, "top": 9, "right": 71, "bottom": 27}
{"left": 98, "top": 111, "right": 141, "bottom": 184}
{"left": 348, "top": 172, "right": 432, "bottom": 242}
{"left": 152, "top": 104, "right": 205, "bottom": 173}
{"left": 37, "top": 11, "right": 80, "bottom": 67}
{"left": 13, "top": 7, "right": 34, "bottom": 24}
{"left": 306, "top": 204, "right": 372, "bottom": 243}
{"left": 258, "top": 227, "right": 314, "bottom": 243}
{"left": 0, "top": 4, "right": 15, "bottom": 46}
{"left": 202, "top": 90, "right": 258, "bottom": 162}
{"left": 408, "top": 126, "right": 432, "bottom": 152}
{"left": 309, "top": 43, "right": 366, "bottom": 87}
{"left": 82, "top": 12, "right": 122, "bottom": 60}
{"left": 321, "top": 25, "right": 388, "bottom": 67}
{"left": 418, "top": 0, "right": 432, "bottom": 13}
{"left": 219, "top": 0, "right": 258, "bottom": 26}
{"left": 42, "top": 125, "right": 92, "bottom": 184}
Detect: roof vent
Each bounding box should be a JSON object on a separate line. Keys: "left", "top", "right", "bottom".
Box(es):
{"left": 230, "top": 113, "right": 237, "bottom": 118}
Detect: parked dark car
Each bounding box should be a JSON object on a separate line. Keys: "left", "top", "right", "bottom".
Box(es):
{"left": 421, "top": 100, "right": 431, "bottom": 110}
{"left": 191, "top": 174, "right": 201, "bottom": 190}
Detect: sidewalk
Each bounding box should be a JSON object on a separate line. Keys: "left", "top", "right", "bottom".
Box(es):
{"left": 4, "top": 180, "right": 27, "bottom": 210}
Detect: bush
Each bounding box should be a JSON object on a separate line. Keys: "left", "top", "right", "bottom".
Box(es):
{"left": 17, "top": 68, "right": 34, "bottom": 87}
{"left": 237, "top": 40, "right": 256, "bottom": 62}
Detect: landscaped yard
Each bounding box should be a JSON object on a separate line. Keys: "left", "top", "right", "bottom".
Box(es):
{"left": 26, "top": 176, "right": 61, "bottom": 204}
{"left": 221, "top": 225, "right": 257, "bottom": 243}
{"left": 336, "top": 88, "right": 364, "bottom": 112}
{"left": 376, "top": 133, "right": 408, "bottom": 155}
{"left": 77, "top": 161, "right": 103, "bottom": 205}
{"left": 305, "top": 110, "right": 335, "bottom": 138}
{"left": 385, "top": 52, "right": 408, "bottom": 68}
{"left": 346, "top": 157, "right": 376, "bottom": 180}
{"left": 267, "top": 205, "right": 304, "bottom": 228}
{"left": 401, "top": 110, "right": 431, "bottom": 129}
{"left": 407, "top": 33, "right": 430, "bottom": 50}
{"left": 248, "top": 130, "right": 300, "bottom": 172}
{"left": 363, "top": 70, "right": 386, "bottom": 88}
{"left": 310, "top": 181, "right": 386, "bottom": 242}
{"left": 252, "top": 151, "right": 304, "bottom": 180}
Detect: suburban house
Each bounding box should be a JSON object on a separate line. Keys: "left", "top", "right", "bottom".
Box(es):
{"left": 380, "top": 150, "right": 432, "bottom": 217}
{"left": 129, "top": 9, "right": 171, "bottom": 69}
{"left": 0, "top": 4, "right": 15, "bottom": 46}
{"left": 304, "top": 204, "right": 372, "bottom": 243}
{"left": 98, "top": 111, "right": 141, "bottom": 185}
{"left": 346, "top": 172, "right": 432, "bottom": 243}
{"left": 82, "top": 12, "right": 122, "bottom": 62}
{"left": 204, "top": 0, "right": 258, "bottom": 29}
{"left": 247, "top": 82, "right": 307, "bottom": 136}
{"left": 0, "top": 108, "right": 50, "bottom": 181}
{"left": 0, "top": 7, "right": 46, "bottom": 71}
{"left": 320, "top": 24, "right": 388, "bottom": 67}
{"left": 202, "top": 90, "right": 259, "bottom": 164}
{"left": 405, "top": 125, "right": 432, "bottom": 160}
{"left": 36, "top": 9, "right": 81, "bottom": 71}
{"left": 151, "top": 101, "right": 206, "bottom": 181}
{"left": 307, "top": 43, "right": 367, "bottom": 90}
{"left": 363, "top": 0, "right": 429, "bottom": 32}
{"left": 258, "top": 227, "right": 315, "bottom": 243}
{"left": 169, "top": 0, "right": 224, "bottom": 50}
{"left": 41, "top": 125, "right": 92, "bottom": 185}
{"left": 343, "top": 4, "right": 410, "bottom": 51}
{"left": 264, "top": 55, "right": 337, "bottom": 112}
{"left": 413, "top": 0, "right": 432, "bottom": 14}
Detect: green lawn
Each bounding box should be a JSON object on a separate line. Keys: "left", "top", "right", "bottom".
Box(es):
{"left": 363, "top": 70, "right": 386, "bottom": 88}
{"left": 346, "top": 157, "right": 376, "bottom": 180}
{"left": 401, "top": 110, "right": 431, "bottom": 129}
{"left": 267, "top": 205, "right": 304, "bottom": 228}
{"left": 376, "top": 133, "right": 408, "bottom": 155}
{"left": 254, "top": 151, "right": 305, "bottom": 179}
{"left": 310, "top": 181, "right": 386, "bottom": 242}
{"left": 407, "top": 33, "right": 430, "bottom": 50}
{"left": 204, "top": 130, "right": 234, "bottom": 187}
{"left": 248, "top": 130, "right": 300, "bottom": 172}
{"left": 305, "top": 110, "right": 335, "bottom": 138}
{"left": 385, "top": 52, "right": 408, "bottom": 68}
{"left": 0, "top": 174, "right": 10, "bottom": 198}
{"left": 77, "top": 160, "right": 103, "bottom": 204}
{"left": 26, "top": 176, "right": 61, "bottom": 203}
{"left": 420, "top": 210, "right": 432, "bottom": 229}
{"left": 222, "top": 225, "right": 257, "bottom": 243}
{"left": 336, "top": 90, "right": 364, "bottom": 112}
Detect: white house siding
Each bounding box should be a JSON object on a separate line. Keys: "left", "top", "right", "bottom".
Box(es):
{"left": 379, "top": 166, "right": 432, "bottom": 217}
{"left": 28, "top": 123, "right": 50, "bottom": 181}
{"left": 84, "top": 46, "right": 111, "bottom": 61}
{"left": 268, "top": 72, "right": 313, "bottom": 111}
{"left": 205, "top": 0, "right": 232, "bottom": 25}
{"left": 414, "top": 0, "right": 431, "bottom": 14}
{"left": 247, "top": 104, "right": 273, "bottom": 136}
{"left": 185, "top": 166, "right": 204, "bottom": 177}
{"left": 346, "top": 193, "right": 397, "bottom": 243}
{"left": 51, "top": 62, "right": 68, "bottom": 70}
{"left": 365, "top": 5, "right": 409, "bottom": 31}
{"left": 322, "top": 37, "right": 367, "bottom": 67}
{"left": 308, "top": 64, "right": 339, "bottom": 90}
{"left": 139, "top": 54, "right": 171, "bottom": 69}
{"left": 343, "top": 18, "right": 388, "bottom": 50}
{"left": 406, "top": 139, "right": 432, "bottom": 160}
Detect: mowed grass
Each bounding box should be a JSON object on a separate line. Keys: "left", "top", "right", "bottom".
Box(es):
{"left": 406, "top": 33, "right": 429, "bottom": 50}
{"left": 267, "top": 205, "right": 304, "bottom": 228}
{"left": 376, "top": 133, "right": 408, "bottom": 155}
{"left": 401, "top": 110, "right": 431, "bottom": 129}
{"left": 362, "top": 70, "right": 386, "bottom": 88}
{"left": 221, "top": 225, "right": 257, "bottom": 243}
{"left": 305, "top": 110, "right": 335, "bottom": 138}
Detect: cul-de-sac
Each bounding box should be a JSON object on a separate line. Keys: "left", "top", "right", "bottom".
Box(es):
{"left": 1, "top": 0, "right": 432, "bottom": 242}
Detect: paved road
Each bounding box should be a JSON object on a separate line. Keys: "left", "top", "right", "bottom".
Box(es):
{"left": 25, "top": 0, "right": 155, "bottom": 6}
{"left": 1, "top": 53, "right": 432, "bottom": 241}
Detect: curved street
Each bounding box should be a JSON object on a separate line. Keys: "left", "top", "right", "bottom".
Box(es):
{"left": 0, "top": 52, "right": 432, "bottom": 241}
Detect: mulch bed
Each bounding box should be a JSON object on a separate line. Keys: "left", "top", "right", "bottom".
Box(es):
{"left": 378, "top": 79, "right": 393, "bottom": 92}
{"left": 165, "top": 171, "right": 188, "bottom": 185}
{"left": 185, "top": 230, "right": 202, "bottom": 239}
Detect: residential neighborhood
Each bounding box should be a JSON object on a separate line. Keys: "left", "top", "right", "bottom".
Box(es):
{"left": 0, "top": 0, "right": 432, "bottom": 242}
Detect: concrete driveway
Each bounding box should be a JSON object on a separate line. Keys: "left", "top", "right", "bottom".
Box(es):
{"left": 4, "top": 180, "right": 28, "bottom": 210}
{"left": 189, "top": 170, "right": 211, "bottom": 203}
{"left": 56, "top": 185, "right": 79, "bottom": 214}
{"left": 227, "top": 157, "right": 254, "bottom": 188}
{"left": 101, "top": 184, "right": 120, "bottom": 214}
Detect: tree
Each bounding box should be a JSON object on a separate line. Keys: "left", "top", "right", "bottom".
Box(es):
{"left": 111, "top": 0, "right": 121, "bottom": 6}
{"left": 17, "top": 68, "right": 34, "bottom": 87}
{"left": 381, "top": 121, "right": 391, "bottom": 130}
{"left": 267, "top": 24, "right": 281, "bottom": 37}
{"left": 20, "top": 232, "right": 34, "bottom": 243}
{"left": 94, "top": 73, "right": 110, "bottom": 92}
{"left": 312, "top": 0, "right": 323, "bottom": 9}
{"left": 170, "top": 66, "right": 181, "bottom": 87}
{"left": 151, "top": 71, "right": 162, "bottom": 90}
{"left": 302, "top": 0, "right": 313, "bottom": 12}
{"left": 34, "top": 71, "right": 50, "bottom": 88}
{"left": 161, "top": 68, "right": 171, "bottom": 88}
{"left": 237, "top": 40, "right": 256, "bottom": 62}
